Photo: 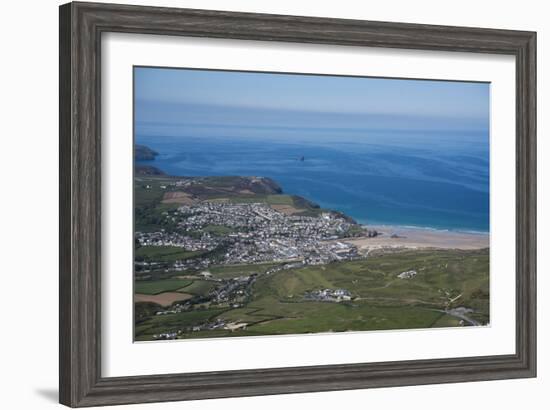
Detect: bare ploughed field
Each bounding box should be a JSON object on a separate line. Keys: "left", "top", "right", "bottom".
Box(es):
{"left": 161, "top": 191, "right": 196, "bottom": 205}
{"left": 346, "top": 225, "right": 489, "bottom": 251}
{"left": 271, "top": 204, "right": 302, "bottom": 215}
{"left": 135, "top": 292, "right": 193, "bottom": 307}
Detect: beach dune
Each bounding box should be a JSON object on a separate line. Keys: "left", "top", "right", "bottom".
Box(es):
{"left": 347, "top": 225, "right": 489, "bottom": 251}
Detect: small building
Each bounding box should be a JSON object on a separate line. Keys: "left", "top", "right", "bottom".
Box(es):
{"left": 398, "top": 270, "right": 417, "bottom": 279}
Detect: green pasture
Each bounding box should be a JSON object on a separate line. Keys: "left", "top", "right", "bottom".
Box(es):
{"left": 135, "top": 246, "right": 204, "bottom": 262}
{"left": 135, "top": 246, "right": 490, "bottom": 341}
{"left": 135, "top": 278, "right": 193, "bottom": 295}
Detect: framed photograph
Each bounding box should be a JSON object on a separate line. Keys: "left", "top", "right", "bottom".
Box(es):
{"left": 59, "top": 1, "right": 536, "bottom": 407}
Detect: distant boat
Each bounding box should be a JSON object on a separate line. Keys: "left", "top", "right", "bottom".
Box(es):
{"left": 299, "top": 156, "right": 305, "bottom": 162}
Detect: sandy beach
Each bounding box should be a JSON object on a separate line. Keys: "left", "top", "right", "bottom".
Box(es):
{"left": 346, "top": 225, "right": 489, "bottom": 251}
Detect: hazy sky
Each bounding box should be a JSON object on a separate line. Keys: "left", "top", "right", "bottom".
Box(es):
{"left": 134, "top": 66, "right": 490, "bottom": 140}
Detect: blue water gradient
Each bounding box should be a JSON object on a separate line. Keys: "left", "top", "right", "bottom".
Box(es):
{"left": 136, "top": 130, "right": 489, "bottom": 232}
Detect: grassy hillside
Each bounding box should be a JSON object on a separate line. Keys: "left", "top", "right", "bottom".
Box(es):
{"left": 134, "top": 249, "right": 489, "bottom": 340}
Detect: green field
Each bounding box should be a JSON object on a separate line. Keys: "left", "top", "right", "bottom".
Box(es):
{"left": 135, "top": 278, "right": 193, "bottom": 295}
{"left": 134, "top": 179, "right": 171, "bottom": 207}
{"left": 225, "top": 194, "right": 291, "bottom": 205}
{"left": 135, "top": 308, "right": 228, "bottom": 341}
{"left": 135, "top": 278, "right": 219, "bottom": 296}
{"left": 207, "top": 262, "right": 281, "bottom": 279}
{"left": 242, "top": 303, "right": 445, "bottom": 335}
{"left": 134, "top": 249, "right": 489, "bottom": 340}
{"left": 135, "top": 246, "right": 204, "bottom": 263}
{"left": 134, "top": 177, "right": 181, "bottom": 231}
{"left": 256, "top": 249, "right": 489, "bottom": 309}
{"left": 180, "top": 280, "right": 219, "bottom": 295}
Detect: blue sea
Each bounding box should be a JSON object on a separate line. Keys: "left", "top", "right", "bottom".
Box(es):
{"left": 136, "top": 131, "right": 489, "bottom": 233}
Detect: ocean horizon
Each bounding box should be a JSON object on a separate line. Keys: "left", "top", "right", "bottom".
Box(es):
{"left": 136, "top": 131, "right": 489, "bottom": 233}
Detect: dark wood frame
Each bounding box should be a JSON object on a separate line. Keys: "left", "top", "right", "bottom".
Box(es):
{"left": 59, "top": 1, "right": 537, "bottom": 407}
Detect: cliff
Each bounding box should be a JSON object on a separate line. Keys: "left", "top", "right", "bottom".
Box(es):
{"left": 135, "top": 145, "right": 158, "bottom": 161}
{"left": 135, "top": 165, "right": 166, "bottom": 176}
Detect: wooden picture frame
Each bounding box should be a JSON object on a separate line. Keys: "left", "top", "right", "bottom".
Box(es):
{"left": 59, "top": 1, "right": 536, "bottom": 407}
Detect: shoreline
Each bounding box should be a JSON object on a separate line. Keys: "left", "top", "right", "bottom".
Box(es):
{"left": 134, "top": 163, "right": 489, "bottom": 250}
{"left": 346, "top": 224, "right": 489, "bottom": 251}
{"left": 135, "top": 155, "right": 489, "bottom": 237}
{"left": 362, "top": 223, "right": 489, "bottom": 236}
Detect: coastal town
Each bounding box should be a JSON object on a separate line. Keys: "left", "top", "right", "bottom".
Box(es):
{"left": 133, "top": 177, "right": 378, "bottom": 339}
{"left": 133, "top": 172, "right": 490, "bottom": 341}
{"left": 135, "top": 200, "right": 370, "bottom": 272}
